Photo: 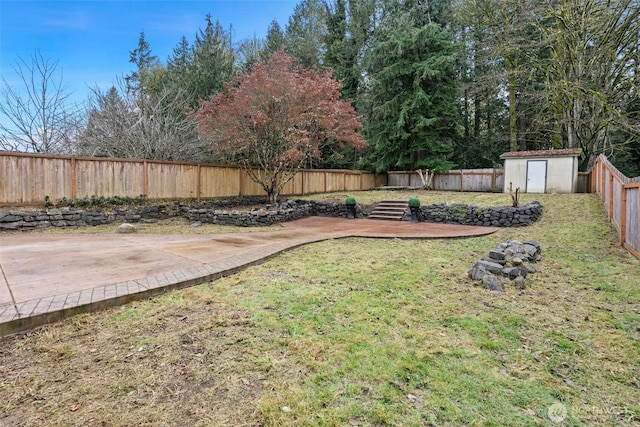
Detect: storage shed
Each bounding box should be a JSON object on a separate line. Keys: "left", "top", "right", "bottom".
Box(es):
{"left": 500, "top": 148, "right": 582, "bottom": 193}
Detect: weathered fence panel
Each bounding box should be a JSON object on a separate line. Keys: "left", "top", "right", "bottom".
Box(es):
{"left": 148, "top": 162, "right": 199, "bottom": 199}
{"left": 200, "top": 166, "right": 241, "bottom": 197}
{"left": 76, "top": 158, "right": 145, "bottom": 199}
{"left": 577, "top": 172, "right": 590, "bottom": 193}
{"left": 345, "top": 173, "right": 362, "bottom": 191}
{"left": 0, "top": 151, "right": 383, "bottom": 205}
{"left": 0, "top": 154, "right": 72, "bottom": 203}
{"left": 325, "top": 171, "right": 345, "bottom": 193}
{"left": 432, "top": 173, "right": 462, "bottom": 191}
{"left": 387, "top": 169, "right": 504, "bottom": 192}
{"left": 592, "top": 154, "right": 640, "bottom": 260}
{"left": 303, "top": 171, "right": 328, "bottom": 194}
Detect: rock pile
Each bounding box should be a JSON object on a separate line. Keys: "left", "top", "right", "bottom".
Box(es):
{"left": 468, "top": 239, "right": 542, "bottom": 291}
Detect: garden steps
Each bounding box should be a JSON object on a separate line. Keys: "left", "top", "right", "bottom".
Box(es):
{"left": 368, "top": 200, "right": 408, "bottom": 221}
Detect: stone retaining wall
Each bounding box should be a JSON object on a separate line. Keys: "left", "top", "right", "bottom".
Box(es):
{"left": 0, "top": 199, "right": 362, "bottom": 231}
{"left": 181, "top": 200, "right": 361, "bottom": 226}
{"left": 0, "top": 204, "right": 182, "bottom": 230}
{"left": 414, "top": 202, "right": 542, "bottom": 227}
{"left": 0, "top": 199, "right": 540, "bottom": 231}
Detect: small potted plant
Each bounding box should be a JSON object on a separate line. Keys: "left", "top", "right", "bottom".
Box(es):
{"left": 345, "top": 196, "right": 357, "bottom": 219}
{"left": 408, "top": 197, "right": 421, "bottom": 223}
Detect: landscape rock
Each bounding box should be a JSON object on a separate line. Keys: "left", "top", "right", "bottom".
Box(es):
{"left": 117, "top": 223, "right": 137, "bottom": 234}
{"left": 467, "top": 266, "right": 487, "bottom": 281}
{"left": 513, "top": 276, "right": 527, "bottom": 289}
{"left": 482, "top": 274, "right": 504, "bottom": 292}
{"left": 474, "top": 260, "right": 505, "bottom": 274}
{"left": 468, "top": 239, "right": 542, "bottom": 291}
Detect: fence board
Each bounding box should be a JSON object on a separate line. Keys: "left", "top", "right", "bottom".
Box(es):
{"left": 303, "top": 171, "right": 327, "bottom": 194}
{"left": 345, "top": 173, "right": 361, "bottom": 191}
{"left": 325, "top": 171, "right": 345, "bottom": 193}
{"left": 0, "top": 155, "right": 72, "bottom": 204}
{"left": 388, "top": 169, "right": 504, "bottom": 192}
{"left": 200, "top": 166, "right": 240, "bottom": 198}
{"left": 613, "top": 178, "right": 622, "bottom": 230}
{"left": 75, "top": 158, "right": 145, "bottom": 199}
{"left": 626, "top": 188, "right": 639, "bottom": 253}
{"left": 577, "top": 172, "right": 590, "bottom": 193}
{"left": 0, "top": 152, "right": 384, "bottom": 205}
{"left": 592, "top": 154, "right": 640, "bottom": 261}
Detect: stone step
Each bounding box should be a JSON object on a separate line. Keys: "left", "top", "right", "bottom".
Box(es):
{"left": 368, "top": 200, "right": 409, "bottom": 221}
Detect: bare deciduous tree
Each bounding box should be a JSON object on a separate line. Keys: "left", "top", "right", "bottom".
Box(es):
{"left": 0, "top": 50, "right": 80, "bottom": 153}
{"left": 76, "top": 80, "right": 207, "bottom": 162}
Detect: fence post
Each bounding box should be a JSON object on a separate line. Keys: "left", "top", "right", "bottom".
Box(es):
{"left": 324, "top": 170, "right": 327, "bottom": 193}
{"left": 491, "top": 169, "right": 496, "bottom": 192}
{"left": 71, "top": 156, "right": 77, "bottom": 200}
{"left": 608, "top": 172, "right": 614, "bottom": 220}
{"left": 601, "top": 162, "right": 606, "bottom": 203}
{"left": 196, "top": 164, "right": 201, "bottom": 201}
{"left": 143, "top": 161, "right": 149, "bottom": 196}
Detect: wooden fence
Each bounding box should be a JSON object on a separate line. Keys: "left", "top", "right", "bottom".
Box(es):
{"left": 591, "top": 154, "right": 640, "bottom": 260}
{"left": 0, "top": 151, "right": 386, "bottom": 206}
{"left": 387, "top": 169, "right": 505, "bottom": 192}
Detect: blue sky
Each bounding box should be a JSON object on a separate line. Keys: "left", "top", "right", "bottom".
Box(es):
{"left": 0, "top": 0, "right": 298, "bottom": 105}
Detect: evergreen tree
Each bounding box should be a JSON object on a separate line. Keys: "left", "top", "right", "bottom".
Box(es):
{"left": 189, "top": 15, "right": 235, "bottom": 105}
{"left": 264, "top": 20, "right": 286, "bottom": 58}
{"left": 125, "top": 32, "right": 165, "bottom": 104}
{"left": 236, "top": 34, "right": 265, "bottom": 71}
{"left": 324, "top": 0, "right": 377, "bottom": 101}
{"left": 166, "top": 36, "right": 193, "bottom": 84}
{"left": 362, "top": 0, "right": 460, "bottom": 172}
{"left": 285, "top": 0, "right": 328, "bottom": 68}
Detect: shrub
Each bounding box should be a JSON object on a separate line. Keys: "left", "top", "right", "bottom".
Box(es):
{"left": 345, "top": 196, "right": 356, "bottom": 205}
{"left": 408, "top": 197, "right": 421, "bottom": 207}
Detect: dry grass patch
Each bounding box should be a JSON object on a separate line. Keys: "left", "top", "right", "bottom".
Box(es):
{"left": 1, "top": 191, "right": 639, "bottom": 426}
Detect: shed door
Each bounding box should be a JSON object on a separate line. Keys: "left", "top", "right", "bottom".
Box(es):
{"left": 527, "top": 160, "right": 547, "bottom": 193}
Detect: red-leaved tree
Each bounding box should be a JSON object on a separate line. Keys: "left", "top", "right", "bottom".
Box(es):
{"left": 193, "top": 49, "right": 368, "bottom": 202}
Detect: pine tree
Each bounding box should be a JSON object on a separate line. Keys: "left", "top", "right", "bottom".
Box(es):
{"left": 285, "top": 0, "right": 328, "bottom": 68}
{"left": 125, "top": 32, "right": 164, "bottom": 104}
{"left": 166, "top": 36, "right": 193, "bottom": 82}
{"left": 324, "top": 0, "right": 377, "bottom": 101}
{"left": 189, "top": 15, "right": 235, "bottom": 104}
{"left": 264, "top": 20, "right": 286, "bottom": 58}
{"left": 362, "top": 0, "right": 459, "bottom": 172}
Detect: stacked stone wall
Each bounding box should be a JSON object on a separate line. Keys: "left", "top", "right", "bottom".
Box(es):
{"left": 414, "top": 202, "right": 542, "bottom": 227}
{"left": 1, "top": 199, "right": 540, "bottom": 231}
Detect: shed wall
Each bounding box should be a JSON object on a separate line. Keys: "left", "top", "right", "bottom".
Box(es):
{"left": 546, "top": 156, "right": 578, "bottom": 193}
{"left": 503, "top": 155, "right": 578, "bottom": 193}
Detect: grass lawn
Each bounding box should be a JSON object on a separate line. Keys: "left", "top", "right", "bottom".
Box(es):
{"left": 1, "top": 191, "right": 639, "bottom": 426}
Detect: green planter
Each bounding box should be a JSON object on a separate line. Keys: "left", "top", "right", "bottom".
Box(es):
{"left": 408, "top": 198, "right": 420, "bottom": 223}
{"left": 345, "top": 197, "right": 357, "bottom": 219}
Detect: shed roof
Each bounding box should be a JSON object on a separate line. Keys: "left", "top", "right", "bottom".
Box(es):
{"left": 500, "top": 148, "right": 582, "bottom": 159}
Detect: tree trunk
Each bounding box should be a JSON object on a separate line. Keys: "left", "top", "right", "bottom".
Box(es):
{"left": 507, "top": 63, "right": 518, "bottom": 152}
